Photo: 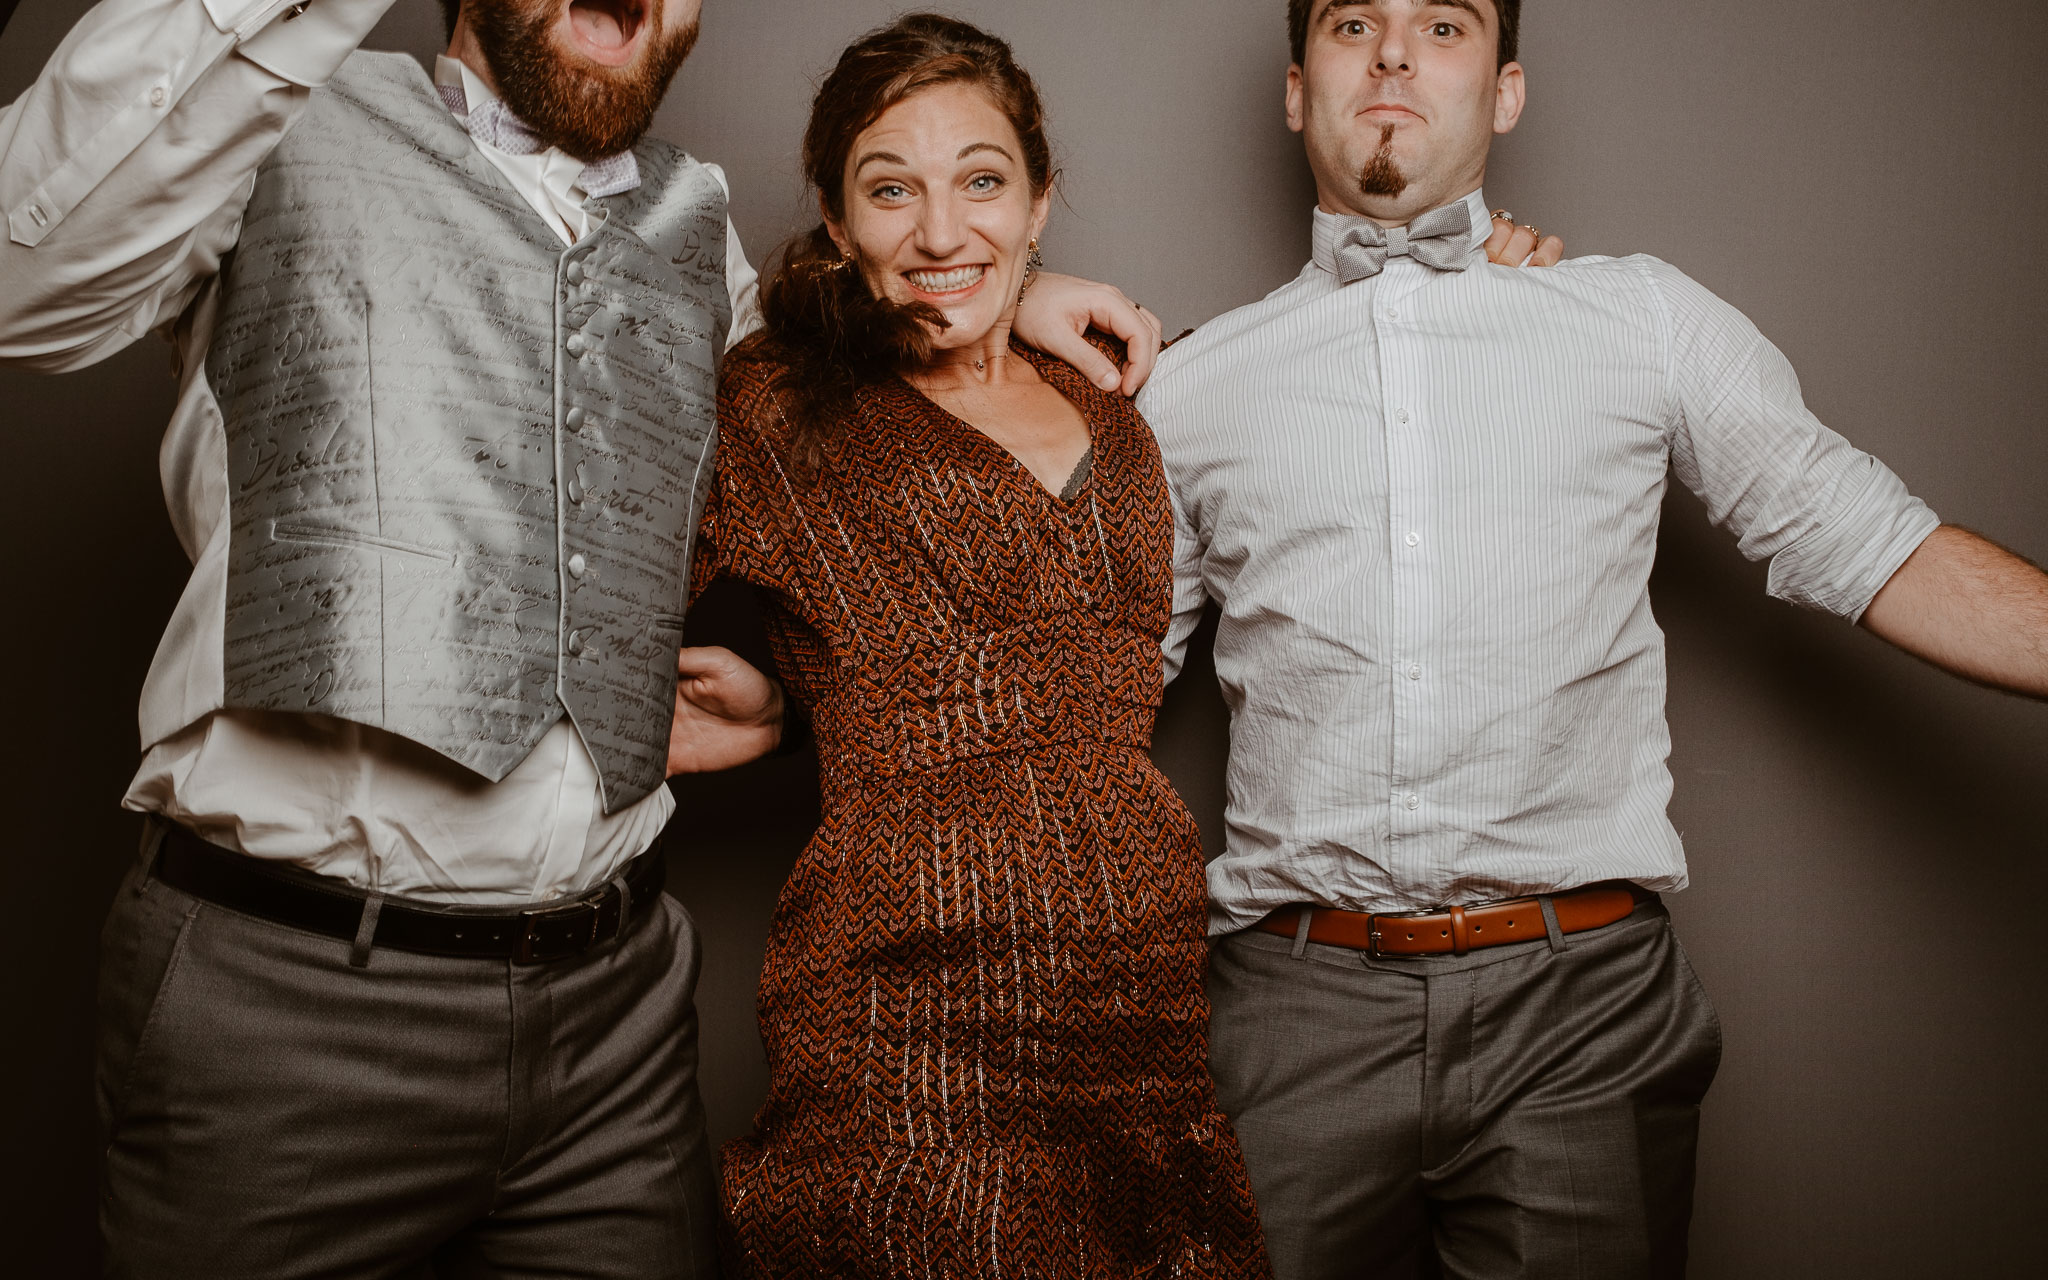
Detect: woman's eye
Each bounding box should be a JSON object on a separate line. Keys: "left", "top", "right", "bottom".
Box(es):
{"left": 872, "top": 183, "right": 909, "bottom": 201}
{"left": 967, "top": 174, "right": 1004, "bottom": 194}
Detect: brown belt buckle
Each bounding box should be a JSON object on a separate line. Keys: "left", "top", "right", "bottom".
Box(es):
{"left": 514, "top": 896, "right": 605, "bottom": 965}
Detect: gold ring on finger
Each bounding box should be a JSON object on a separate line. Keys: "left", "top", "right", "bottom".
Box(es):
{"left": 1491, "top": 209, "right": 1515, "bottom": 223}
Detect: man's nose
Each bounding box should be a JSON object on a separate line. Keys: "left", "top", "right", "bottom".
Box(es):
{"left": 1373, "top": 28, "right": 1414, "bottom": 76}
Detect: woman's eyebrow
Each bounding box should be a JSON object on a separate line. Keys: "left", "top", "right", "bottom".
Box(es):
{"left": 852, "top": 149, "right": 908, "bottom": 175}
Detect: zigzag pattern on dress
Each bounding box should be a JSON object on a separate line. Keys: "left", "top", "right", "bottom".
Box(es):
{"left": 695, "top": 335, "right": 1270, "bottom": 1279}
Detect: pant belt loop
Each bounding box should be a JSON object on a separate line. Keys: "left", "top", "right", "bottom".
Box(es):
{"left": 1290, "top": 908, "right": 1314, "bottom": 959}
{"left": 1449, "top": 904, "right": 1470, "bottom": 956}
{"left": 350, "top": 892, "right": 386, "bottom": 969}
{"left": 138, "top": 816, "right": 168, "bottom": 891}
{"left": 1537, "top": 894, "right": 1568, "bottom": 954}
{"left": 610, "top": 874, "right": 634, "bottom": 943}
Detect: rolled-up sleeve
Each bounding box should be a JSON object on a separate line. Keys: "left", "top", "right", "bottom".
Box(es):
{"left": 0, "top": 0, "right": 395, "bottom": 370}
{"left": 1652, "top": 258, "right": 1940, "bottom": 621}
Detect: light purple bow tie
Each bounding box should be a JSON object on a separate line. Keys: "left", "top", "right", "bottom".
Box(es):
{"left": 438, "top": 83, "right": 641, "bottom": 200}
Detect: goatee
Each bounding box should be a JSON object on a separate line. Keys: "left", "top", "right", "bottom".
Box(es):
{"left": 1358, "top": 124, "right": 1408, "bottom": 199}
{"left": 468, "top": 0, "right": 698, "bottom": 161}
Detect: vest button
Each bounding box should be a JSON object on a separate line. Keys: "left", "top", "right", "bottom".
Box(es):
{"left": 568, "top": 553, "right": 588, "bottom": 578}
{"left": 566, "top": 408, "right": 586, "bottom": 431}
{"left": 566, "top": 260, "right": 585, "bottom": 285}
{"left": 567, "top": 630, "right": 584, "bottom": 656}
{"left": 566, "top": 334, "right": 587, "bottom": 356}
{"left": 566, "top": 477, "right": 585, "bottom": 505}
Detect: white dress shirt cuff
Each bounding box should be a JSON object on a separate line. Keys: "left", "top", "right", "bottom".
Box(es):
{"left": 1766, "top": 458, "right": 1942, "bottom": 621}
{"left": 211, "top": 0, "right": 401, "bottom": 88}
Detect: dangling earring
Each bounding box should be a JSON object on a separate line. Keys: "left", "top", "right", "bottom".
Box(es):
{"left": 1017, "top": 238, "right": 1044, "bottom": 306}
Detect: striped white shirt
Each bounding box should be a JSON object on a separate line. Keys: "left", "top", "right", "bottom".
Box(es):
{"left": 1141, "top": 189, "right": 1939, "bottom": 931}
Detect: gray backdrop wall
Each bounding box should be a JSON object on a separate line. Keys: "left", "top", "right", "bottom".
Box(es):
{"left": 3, "top": 0, "right": 2044, "bottom": 1274}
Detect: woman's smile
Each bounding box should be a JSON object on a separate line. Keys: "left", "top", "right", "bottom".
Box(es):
{"left": 901, "top": 264, "right": 990, "bottom": 301}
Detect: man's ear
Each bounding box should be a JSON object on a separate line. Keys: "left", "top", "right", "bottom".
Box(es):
{"left": 1493, "top": 62, "right": 1526, "bottom": 136}
{"left": 1286, "top": 64, "right": 1307, "bottom": 134}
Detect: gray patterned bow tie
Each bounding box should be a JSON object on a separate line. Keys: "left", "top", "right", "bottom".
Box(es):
{"left": 1330, "top": 201, "right": 1475, "bottom": 284}
{"left": 437, "top": 84, "right": 641, "bottom": 199}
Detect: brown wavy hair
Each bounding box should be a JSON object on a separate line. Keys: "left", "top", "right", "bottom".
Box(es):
{"left": 755, "top": 13, "right": 1055, "bottom": 473}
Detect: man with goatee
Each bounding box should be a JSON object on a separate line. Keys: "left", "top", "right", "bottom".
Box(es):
{"left": 0, "top": 0, "right": 1159, "bottom": 1274}
{"left": 1141, "top": 1, "right": 2048, "bottom": 1275}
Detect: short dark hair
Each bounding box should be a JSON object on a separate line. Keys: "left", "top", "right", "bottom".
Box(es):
{"left": 438, "top": 0, "right": 461, "bottom": 39}
{"left": 1287, "top": 1, "right": 1520, "bottom": 69}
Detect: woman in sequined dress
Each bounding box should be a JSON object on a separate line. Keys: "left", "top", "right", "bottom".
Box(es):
{"left": 688, "top": 14, "right": 1269, "bottom": 1279}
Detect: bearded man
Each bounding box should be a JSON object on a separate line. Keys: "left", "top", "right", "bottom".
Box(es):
{"left": 0, "top": 1, "right": 1160, "bottom": 1274}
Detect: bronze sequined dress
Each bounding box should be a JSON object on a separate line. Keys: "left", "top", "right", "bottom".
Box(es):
{"left": 697, "top": 336, "right": 1269, "bottom": 1279}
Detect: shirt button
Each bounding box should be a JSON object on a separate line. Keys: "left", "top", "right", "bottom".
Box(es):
{"left": 1405, "top": 793, "right": 1421, "bottom": 810}
{"left": 1405, "top": 531, "right": 1420, "bottom": 547}
{"left": 567, "top": 553, "right": 588, "bottom": 578}
{"left": 150, "top": 86, "right": 166, "bottom": 108}
{"left": 1396, "top": 408, "right": 1410, "bottom": 423}
{"left": 1408, "top": 664, "right": 1422, "bottom": 681}
{"left": 1386, "top": 308, "right": 1399, "bottom": 320}
{"left": 565, "top": 407, "right": 586, "bottom": 432}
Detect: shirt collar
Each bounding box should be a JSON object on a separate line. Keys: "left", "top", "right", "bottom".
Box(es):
{"left": 1311, "top": 187, "right": 1491, "bottom": 279}
{"left": 433, "top": 54, "right": 499, "bottom": 120}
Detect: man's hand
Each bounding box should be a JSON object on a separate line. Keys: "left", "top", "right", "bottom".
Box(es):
{"left": 1859, "top": 524, "right": 2048, "bottom": 700}
{"left": 1013, "top": 272, "right": 1166, "bottom": 397}
{"left": 1483, "top": 217, "right": 1565, "bottom": 268}
{"left": 666, "top": 646, "right": 786, "bottom": 776}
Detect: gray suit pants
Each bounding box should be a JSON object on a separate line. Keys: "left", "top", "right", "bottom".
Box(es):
{"left": 97, "top": 836, "right": 721, "bottom": 1279}
{"left": 1207, "top": 899, "right": 1720, "bottom": 1279}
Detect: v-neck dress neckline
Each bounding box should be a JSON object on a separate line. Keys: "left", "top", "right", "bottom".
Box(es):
{"left": 896, "top": 341, "right": 1101, "bottom": 508}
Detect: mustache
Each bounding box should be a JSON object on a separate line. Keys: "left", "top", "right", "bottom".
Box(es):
{"left": 469, "top": 0, "right": 698, "bottom": 161}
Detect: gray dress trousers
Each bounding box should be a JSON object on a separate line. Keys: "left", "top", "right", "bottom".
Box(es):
{"left": 96, "top": 831, "right": 720, "bottom": 1280}
{"left": 1207, "top": 899, "right": 1722, "bottom": 1279}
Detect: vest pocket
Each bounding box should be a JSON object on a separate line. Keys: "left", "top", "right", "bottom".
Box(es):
{"left": 270, "top": 521, "right": 459, "bottom": 567}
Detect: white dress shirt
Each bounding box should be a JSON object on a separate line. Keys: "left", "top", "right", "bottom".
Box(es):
{"left": 0, "top": 0, "right": 761, "bottom": 903}
{"left": 1141, "top": 189, "right": 1940, "bottom": 931}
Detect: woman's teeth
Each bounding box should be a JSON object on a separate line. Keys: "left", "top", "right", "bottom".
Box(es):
{"left": 906, "top": 266, "right": 986, "bottom": 294}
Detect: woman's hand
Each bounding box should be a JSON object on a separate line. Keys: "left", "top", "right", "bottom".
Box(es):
{"left": 1013, "top": 273, "right": 1166, "bottom": 396}
{"left": 667, "top": 646, "right": 786, "bottom": 775}
{"left": 1483, "top": 216, "right": 1565, "bottom": 267}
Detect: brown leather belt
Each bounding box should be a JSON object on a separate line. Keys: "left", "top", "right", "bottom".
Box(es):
{"left": 1253, "top": 882, "right": 1647, "bottom": 958}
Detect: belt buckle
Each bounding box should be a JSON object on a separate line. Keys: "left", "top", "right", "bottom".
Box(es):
{"left": 1363, "top": 905, "right": 1447, "bottom": 959}
{"left": 514, "top": 897, "right": 603, "bottom": 965}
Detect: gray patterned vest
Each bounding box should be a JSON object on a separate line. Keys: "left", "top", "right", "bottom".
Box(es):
{"left": 206, "top": 52, "right": 729, "bottom": 811}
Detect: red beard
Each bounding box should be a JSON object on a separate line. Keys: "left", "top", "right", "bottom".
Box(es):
{"left": 467, "top": 0, "right": 698, "bottom": 161}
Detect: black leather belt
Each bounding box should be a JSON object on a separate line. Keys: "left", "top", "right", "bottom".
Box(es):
{"left": 152, "top": 822, "right": 667, "bottom": 964}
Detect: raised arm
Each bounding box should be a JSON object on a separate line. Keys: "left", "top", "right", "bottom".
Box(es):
{"left": 1859, "top": 525, "right": 2048, "bottom": 700}
{"left": 0, "top": 0, "right": 396, "bottom": 371}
